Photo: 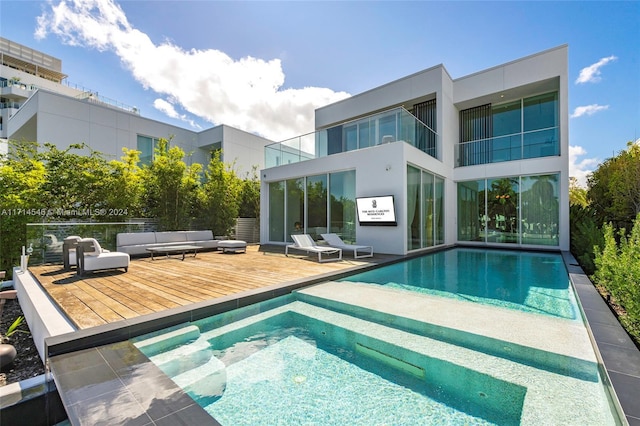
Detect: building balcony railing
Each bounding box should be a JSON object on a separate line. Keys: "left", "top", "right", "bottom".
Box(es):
{"left": 455, "top": 127, "right": 559, "bottom": 167}
{"left": 265, "top": 107, "right": 438, "bottom": 169}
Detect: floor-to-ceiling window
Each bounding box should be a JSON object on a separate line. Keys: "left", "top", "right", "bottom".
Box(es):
{"left": 268, "top": 181, "right": 285, "bottom": 242}
{"left": 286, "top": 178, "right": 304, "bottom": 242}
{"left": 306, "top": 174, "right": 328, "bottom": 240}
{"left": 407, "top": 165, "right": 421, "bottom": 250}
{"left": 457, "top": 173, "right": 559, "bottom": 246}
{"left": 520, "top": 174, "right": 559, "bottom": 245}
{"left": 487, "top": 177, "right": 519, "bottom": 244}
{"left": 268, "top": 170, "right": 356, "bottom": 244}
{"left": 457, "top": 91, "right": 559, "bottom": 167}
{"left": 435, "top": 176, "right": 445, "bottom": 245}
{"left": 457, "top": 180, "right": 485, "bottom": 242}
{"left": 407, "top": 164, "right": 445, "bottom": 251}
{"left": 329, "top": 170, "right": 356, "bottom": 243}
{"left": 422, "top": 172, "right": 434, "bottom": 247}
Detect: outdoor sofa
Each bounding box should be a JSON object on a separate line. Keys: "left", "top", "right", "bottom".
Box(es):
{"left": 116, "top": 230, "right": 221, "bottom": 256}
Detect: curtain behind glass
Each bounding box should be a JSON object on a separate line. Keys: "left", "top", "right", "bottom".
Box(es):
{"left": 407, "top": 165, "right": 421, "bottom": 250}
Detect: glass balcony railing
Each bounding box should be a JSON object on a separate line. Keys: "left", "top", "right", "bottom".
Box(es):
{"left": 265, "top": 107, "right": 438, "bottom": 168}
{"left": 455, "top": 127, "right": 559, "bottom": 167}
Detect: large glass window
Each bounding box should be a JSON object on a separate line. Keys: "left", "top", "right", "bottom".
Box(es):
{"left": 457, "top": 180, "right": 485, "bottom": 242}
{"left": 306, "top": 174, "right": 328, "bottom": 240}
{"left": 286, "top": 178, "right": 304, "bottom": 242}
{"left": 457, "top": 173, "right": 559, "bottom": 246}
{"left": 407, "top": 165, "right": 421, "bottom": 250}
{"left": 458, "top": 91, "right": 559, "bottom": 166}
{"left": 524, "top": 92, "right": 558, "bottom": 131}
{"left": 137, "top": 135, "right": 159, "bottom": 166}
{"left": 407, "top": 164, "right": 445, "bottom": 251}
{"left": 487, "top": 177, "right": 519, "bottom": 244}
{"left": 520, "top": 174, "right": 559, "bottom": 246}
{"left": 492, "top": 100, "right": 521, "bottom": 137}
{"left": 422, "top": 172, "right": 434, "bottom": 247}
{"left": 435, "top": 176, "right": 445, "bottom": 245}
{"left": 268, "top": 171, "right": 356, "bottom": 244}
{"left": 268, "top": 182, "right": 285, "bottom": 242}
{"left": 329, "top": 170, "right": 356, "bottom": 243}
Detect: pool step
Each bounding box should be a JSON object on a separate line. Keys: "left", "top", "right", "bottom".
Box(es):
{"left": 295, "top": 282, "right": 599, "bottom": 381}
{"left": 172, "top": 353, "right": 227, "bottom": 406}
{"left": 133, "top": 324, "right": 201, "bottom": 357}
{"left": 133, "top": 325, "right": 228, "bottom": 406}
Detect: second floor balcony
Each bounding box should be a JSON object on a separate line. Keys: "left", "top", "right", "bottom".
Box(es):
{"left": 265, "top": 107, "right": 438, "bottom": 168}
{"left": 455, "top": 127, "right": 559, "bottom": 167}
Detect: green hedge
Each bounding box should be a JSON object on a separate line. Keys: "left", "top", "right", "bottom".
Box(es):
{"left": 593, "top": 214, "right": 640, "bottom": 345}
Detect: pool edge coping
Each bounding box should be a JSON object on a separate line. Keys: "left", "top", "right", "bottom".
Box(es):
{"left": 562, "top": 250, "right": 638, "bottom": 425}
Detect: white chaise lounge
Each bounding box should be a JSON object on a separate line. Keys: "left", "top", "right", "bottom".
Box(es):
{"left": 320, "top": 233, "right": 374, "bottom": 259}
{"left": 77, "top": 238, "right": 129, "bottom": 276}
{"left": 285, "top": 234, "right": 342, "bottom": 263}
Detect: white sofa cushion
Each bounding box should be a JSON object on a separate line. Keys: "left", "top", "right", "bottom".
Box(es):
{"left": 185, "top": 230, "right": 214, "bottom": 241}
{"left": 117, "top": 232, "right": 156, "bottom": 247}
{"left": 155, "top": 232, "right": 188, "bottom": 244}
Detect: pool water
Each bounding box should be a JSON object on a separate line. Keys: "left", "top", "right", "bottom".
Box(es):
{"left": 130, "top": 248, "right": 621, "bottom": 425}
{"left": 341, "top": 248, "right": 577, "bottom": 319}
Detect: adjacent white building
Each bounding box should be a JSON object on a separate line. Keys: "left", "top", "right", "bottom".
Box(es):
{"left": 1, "top": 37, "right": 272, "bottom": 174}
{"left": 261, "top": 45, "right": 569, "bottom": 254}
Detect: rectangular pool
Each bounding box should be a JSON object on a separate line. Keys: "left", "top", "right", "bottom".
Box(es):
{"left": 130, "top": 248, "right": 621, "bottom": 425}
{"left": 340, "top": 248, "right": 577, "bottom": 319}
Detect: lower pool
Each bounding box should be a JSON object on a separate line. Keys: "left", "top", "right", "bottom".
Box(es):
{"left": 340, "top": 248, "right": 577, "bottom": 319}
{"left": 130, "top": 248, "right": 622, "bottom": 425}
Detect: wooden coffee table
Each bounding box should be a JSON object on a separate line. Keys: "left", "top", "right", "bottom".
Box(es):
{"left": 146, "top": 245, "right": 201, "bottom": 261}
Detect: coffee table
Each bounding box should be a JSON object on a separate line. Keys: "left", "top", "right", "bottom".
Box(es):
{"left": 146, "top": 245, "right": 201, "bottom": 261}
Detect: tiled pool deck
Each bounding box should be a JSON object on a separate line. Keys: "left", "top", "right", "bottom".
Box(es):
{"left": 561, "top": 252, "right": 640, "bottom": 426}
{"left": 4, "top": 249, "right": 640, "bottom": 425}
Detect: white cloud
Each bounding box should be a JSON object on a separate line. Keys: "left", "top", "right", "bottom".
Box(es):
{"left": 569, "top": 145, "right": 599, "bottom": 187}
{"left": 575, "top": 55, "right": 617, "bottom": 84}
{"left": 35, "top": 0, "right": 350, "bottom": 141}
{"left": 153, "top": 98, "right": 201, "bottom": 130}
{"left": 570, "top": 104, "right": 609, "bottom": 118}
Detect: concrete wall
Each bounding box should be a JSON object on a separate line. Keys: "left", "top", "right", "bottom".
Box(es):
{"left": 7, "top": 90, "right": 274, "bottom": 170}
{"left": 12, "top": 267, "right": 75, "bottom": 362}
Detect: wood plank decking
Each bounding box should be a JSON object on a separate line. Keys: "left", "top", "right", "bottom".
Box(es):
{"left": 29, "top": 245, "right": 378, "bottom": 329}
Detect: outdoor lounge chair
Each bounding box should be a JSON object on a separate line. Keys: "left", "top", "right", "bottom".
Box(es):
{"left": 285, "top": 234, "right": 342, "bottom": 263}
{"left": 320, "top": 233, "right": 374, "bottom": 258}
{"left": 77, "top": 238, "right": 130, "bottom": 275}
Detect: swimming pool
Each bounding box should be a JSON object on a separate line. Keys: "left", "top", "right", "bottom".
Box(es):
{"left": 340, "top": 248, "right": 577, "bottom": 319}
{"left": 131, "top": 249, "right": 621, "bottom": 424}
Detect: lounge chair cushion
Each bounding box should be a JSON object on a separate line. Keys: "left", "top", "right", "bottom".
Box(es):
{"left": 286, "top": 234, "right": 342, "bottom": 263}
{"left": 320, "top": 233, "right": 374, "bottom": 258}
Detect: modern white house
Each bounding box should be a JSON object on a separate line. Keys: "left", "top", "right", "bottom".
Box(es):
{"left": 260, "top": 45, "right": 569, "bottom": 254}
{"left": 0, "top": 37, "right": 272, "bottom": 174}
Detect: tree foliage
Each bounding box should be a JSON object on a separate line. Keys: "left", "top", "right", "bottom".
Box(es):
{"left": 142, "top": 138, "right": 202, "bottom": 230}
{"left": 200, "top": 151, "right": 242, "bottom": 236}
{"left": 587, "top": 141, "right": 640, "bottom": 231}
{"left": 0, "top": 142, "right": 46, "bottom": 275}
{"left": 0, "top": 139, "right": 260, "bottom": 277}
{"left": 569, "top": 177, "right": 588, "bottom": 208}
{"left": 593, "top": 215, "right": 640, "bottom": 342}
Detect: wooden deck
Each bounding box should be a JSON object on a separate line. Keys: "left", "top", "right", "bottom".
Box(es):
{"left": 30, "top": 245, "right": 380, "bottom": 329}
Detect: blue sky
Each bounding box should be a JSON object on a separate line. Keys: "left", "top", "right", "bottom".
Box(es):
{"left": 1, "top": 1, "right": 638, "bottom": 185}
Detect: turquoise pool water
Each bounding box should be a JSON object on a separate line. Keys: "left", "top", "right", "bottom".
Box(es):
{"left": 341, "top": 248, "right": 577, "bottom": 319}
{"left": 130, "top": 249, "right": 621, "bottom": 425}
